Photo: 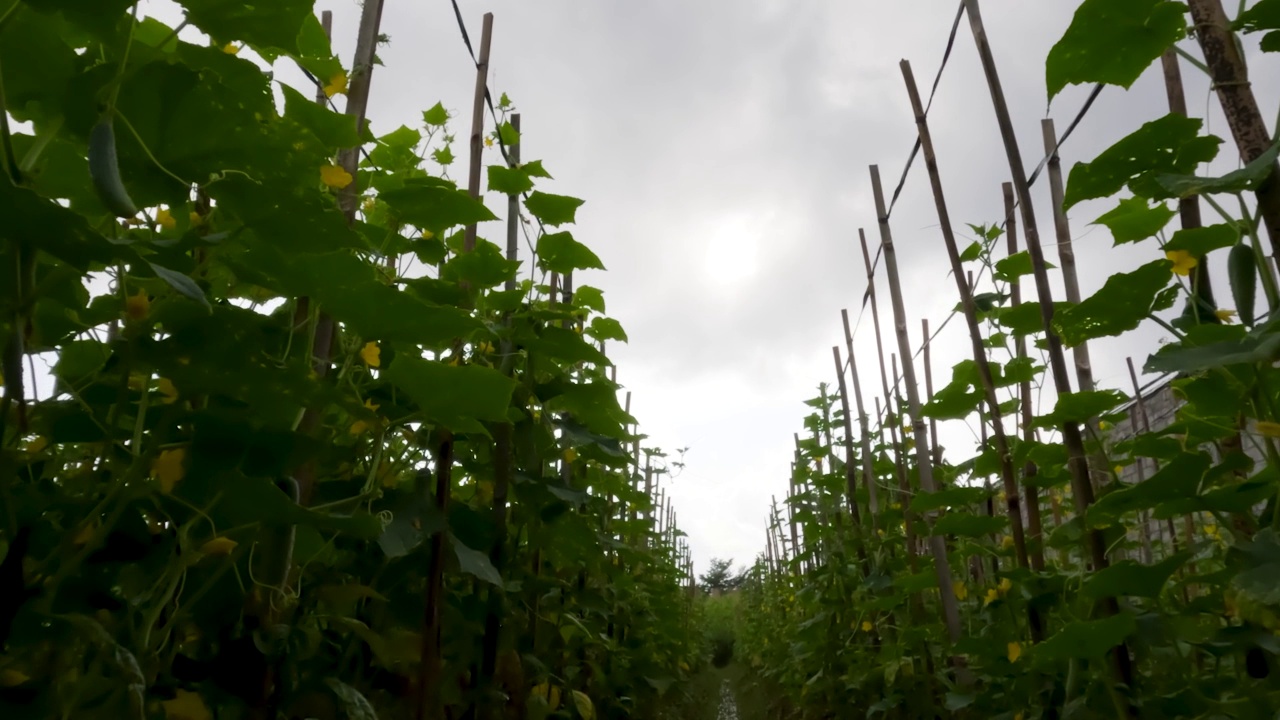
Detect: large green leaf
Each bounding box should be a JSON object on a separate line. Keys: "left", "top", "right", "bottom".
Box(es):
{"left": 1052, "top": 260, "right": 1171, "bottom": 347}
{"left": 1081, "top": 552, "right": 1190, "bottom": 599}
{"left": 1163, "top": 224, "right": 1239, "bottom": 256}
{"left": 1064, "top": 115, "right": 1222, "bottom": 209}
{"left": 1087, "top": 452, "right": 1210, "bottom": 527}
{"left": 932, "top": 513, "right": 1006, "bottom": 538}
{"left": 1237, "top": 0, "right": 1280, "bottom": 51}
{"left": 537, "top": 231, "right": 606, "bottom": 273}
{"left": 380, "top": 183, "right": 498, "bottom": 231}
{"left": 384, "top": 356, "right": 518, "bottom": 429}
{"left": 281, "top": 84, "right": 361, "bottom": 150}
{"left": 1093, "top": 197, "right": 1177, "bottom": 244}
{"left": 525, "top": 192, "right": 585, "bottom": 226}
{"left": 1046, "top": 0, "right": 1186, "bottom": 99}
{"left": 543, "top": 382, "right": 633, "bottom": 437}
{"left": 1034, "top": 390, "right": 1127, "bottom": 428}
{"left": 911, "top": 486, "right": 992, "bottom": 514}
{"left": 1144, "top": 322, "right": 1280, "bottom": 374}
{"left": 452, "top": 535, "right": 504, "bottom": 587}
{"left": 1034, "top": 613, "right": 1137, "bottom": 661}
{"left": 175, "top": 0, "right": 316, "bottom": 54}
{"left": 1154, "top": 140, "right": 1280, "bottom": 198}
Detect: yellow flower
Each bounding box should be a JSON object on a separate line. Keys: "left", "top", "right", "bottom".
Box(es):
{"left": 1166, "top": 249, "right": 1198, "bottom": 276}
{"left": 1098, "top": 420, "right": 1112, "bottom": 431}
{"left": 564, "top": 448, "right": 578, "bottom": 463}
{"left": 152, "top": 448, "right": 187, "bottom": 494}
{"left": 1256, "top": 421, "right": 1280, "bottom": 438}
{"left": 1114, "top": 465, "right": 1124, "bottom": 476}
{"left": 984, "top": 588, "right": 1000, "bottom": 606}
{"left": 201, "top": 537, "right": 238, "bottom": 556}
{"left": 1204, "top": 523, "right": 1219, "bottom": 538}
{"left": 1007, "top": 641, "right": 1022, "bottom": 662}
{"left": 157, "top": 377, "right": 179, "bottom": 404}
{"left": 156, "top": 207, "right": 176, "bottom": 230}
{"left": 221, "top": 43, "right": 239, "bottom": 55}
{"left": 484, "top": 136, "right": 494, "bottom": 148}
{"left": 24, "top": 436, "right": 49, "bottom": 454}
{"left": 1215, "top": 308, "right": 1237, "bottom": 323}
{"left": 321, "top": 164, "right": 353, "bottom": 189}
{"left": 349, "top": 399, "right": 380, "bottom": 436}
{"left": 998, "top": 577, "right": 1012, "bottom": 594}
{"left": 324, "top": 70, "right": 348, "bottom": 98}
{"left": 861, "top": 620, "right": 873, "bottom": 632}
{"left": 1001, "top": 535, "right": 1015, "bottom": 550}
{"left": 162, "top": 688, "right": 212, "bottom": 720}
{"left": 126, "top": 290, "right": 150, "bottom": 321}
{"left": 360, "top": 341, "right": 381, "bottom": 367}
{"left": 952, "top": 580, "right": 967, "bottom": 601}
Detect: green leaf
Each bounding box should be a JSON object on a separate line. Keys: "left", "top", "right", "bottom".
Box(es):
{"left": 498, "top": 121, "right": 520, "bottom": 146}
{"left": 281, "top": 84, "right": 360, "bottom": 149}
{"left": 537, "top": 231, "right": 606, "bottom": 273}
{"left": 148, "top": 262, "right": 211, "bottom": 310}
{"left": 325, "top": 679, "right": 379, "bottom": 720}
{"left": 911, "top": 486, "right": 991, "bottom": 514}
{"left": 442, "top": 239, "right": 520, "bottom": 288}
{"left": 586, "top": 317, "right": 627, "bottom": 343}
{"left": 1034, "top": 613, "right": 1137, "bottom": 661}
{"left": 1236, "top": 0, "right": 1280, "bottom": 51}
{"left": 233, "top": 247, "right": 481, "bottom": 348}
{"left": 452, "top": 535, "right": 503, "bottom": 587}
{"left": 176, "top": 0, "right": 315, "bottom": 54}
{"left": 521, "top": 160, "right": 553, "bottom": 179}
{"left": 1093, "top": 197, "right": 1177, "bottom": 244}
{"left": 932, "top": 513, "right": 1007, "bottom": 538}
{"left": 1081, "top": 552, "right": 1190, "bottom": 599}
{"left": 573, "top": 286, "right": 606, "bottom": 313}
{"left": 526, "top": 326, "right": 609, "bottom": 367}
{"left": 1046, "top": 0, "right": 1186, "bottom": 99}
{"left": 1052, "top": 260, "right": 1171, "bottom": 346}
{"left": 1164, "top": 223, "right": 1239, "bottom": 256}
{"left": 525, "top": 192, "right": 585, "bottom": 226}
{"left": 384, "top": 356, "right": 518, "bottom": 429}
{"left": 380, "top": 183, "right": 498, "bottom": 231}
{"left": 995, "top": 302, "right": 1047, "bottom": 337}
{"left": 1144, "top": 322, "right": 1280, "bottom": 374}
{"left": 1035, "top": 390, "right": 1127, "bottom": 429}
{"left": 0, "top": 182, "right": 128, "bottom": 270}
{"left": 487, "top": 165, "right": 534, "bottom": 195}
{"left": 1064, "top": 115, "right": 1222, "bottom": 209}
{"left": 1153, "top": 140, "right": 1280, "bottom": 198}
{"left": 1087, "top": 453, "right": 1210, "bottom": 527}
{"left": 544, "top": 382, "right": 632, "bottom": 437}
{"left": 423, "top": 101, "right": 450, "bottom": 126}
{"left": 960, "top": 241, "right": 982, "bottom": 262}
{"left": 922, "top": 360, "right": 982, "bottom": 420}
{"left": 993, "top": 252, "right": 1035, "bottom": 282}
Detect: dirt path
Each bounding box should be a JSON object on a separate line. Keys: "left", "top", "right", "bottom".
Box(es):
{"left": 715, "top": 678, "right": 740, "bottom": 720}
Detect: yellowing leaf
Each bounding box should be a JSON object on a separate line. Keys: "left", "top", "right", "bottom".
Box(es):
{"left": 126, "top": 290, "right": 150, "bottom": 321}
{"left": 1007, "top": 641, "right": 1022, "bottom": 663}
{"left": 1166, "top": 249, "right": 1197, "bottom": 277}
{"left": 324, "top": 70, "right": 349, "bottom": 98}
{"left": 201, "top": 537, "right": 238, "bottom": 556}
{"left": 152, "top": 448, "right": 187, "bottom": 494}
{"left": 571, "top": 690, "right": 595, "bottom": 720}
{"left": 157, "top": 377, "right": 179, "bottom": 404}
{"left": 321, "top": 164, "right": 354, "bottom": 190}
{"left": 1256, "top": 421, "right": 1280, "bottom": 438}
{"left": 156, "top": 207, "right": 176, "bottom": 230}
{"left": 360, "top": 341, "right": 381, "bottom": 367}
{"left": 163, "top": 689, "right": 212, "bottom": 720}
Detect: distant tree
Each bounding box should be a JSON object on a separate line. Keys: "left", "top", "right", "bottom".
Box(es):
{"left": 699, "top": 557, "right": 746, "bottom": 593}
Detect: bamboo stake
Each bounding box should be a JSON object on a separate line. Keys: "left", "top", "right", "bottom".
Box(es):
{"left": 870, "top": 163, "right": 968, "bottom": 679}
{"left": 1185, "top": 0, "right": 1280, "bottom": 260}
{"left": 901, "top": 61, "right": 1030, "bottom": 574}
{"left": 962, "top": 0, "right": 1136, "bottom": 702}
{"left": 1005, "top": 182, "right": 1046, "bottom": 571}
{"left": 841, "top": 310, "right": 881, "bottom": 523}
{"left": 833, "top": 345, "right": 871, "bottom": 567}
{"left": 921, "top": 320, "right": 942, "bottom": 468}
{"left": 859, "top": 231, "right": 911, "bottom": 506}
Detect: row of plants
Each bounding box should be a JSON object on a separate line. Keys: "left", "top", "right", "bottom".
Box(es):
{"left": 736, "top": 0, "right": 1280, "bottom": 718}
{"left": 0, "top": 1, "right": 701, "bottom": 718}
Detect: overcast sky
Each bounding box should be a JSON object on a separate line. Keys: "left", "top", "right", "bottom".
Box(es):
{"left": 112, "top": 1, "right": 1280, "bottom": 576}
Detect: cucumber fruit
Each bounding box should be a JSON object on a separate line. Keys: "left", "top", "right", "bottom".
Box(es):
{"left": 1228, "top": 241, "right": 1258, "bottom": 327}
{"left": 87, "top": 115, "right": 138, "bottom": 218}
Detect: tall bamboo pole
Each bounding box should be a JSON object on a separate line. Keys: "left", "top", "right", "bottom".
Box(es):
{"left": 962, "top": 0, "right": 1135, "bottom": 701}
{"left": 870, "top": 163, "right": 968, "bottom": 678}
{"left": 841, "top": 310, "right": 881, "bottom": 524}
